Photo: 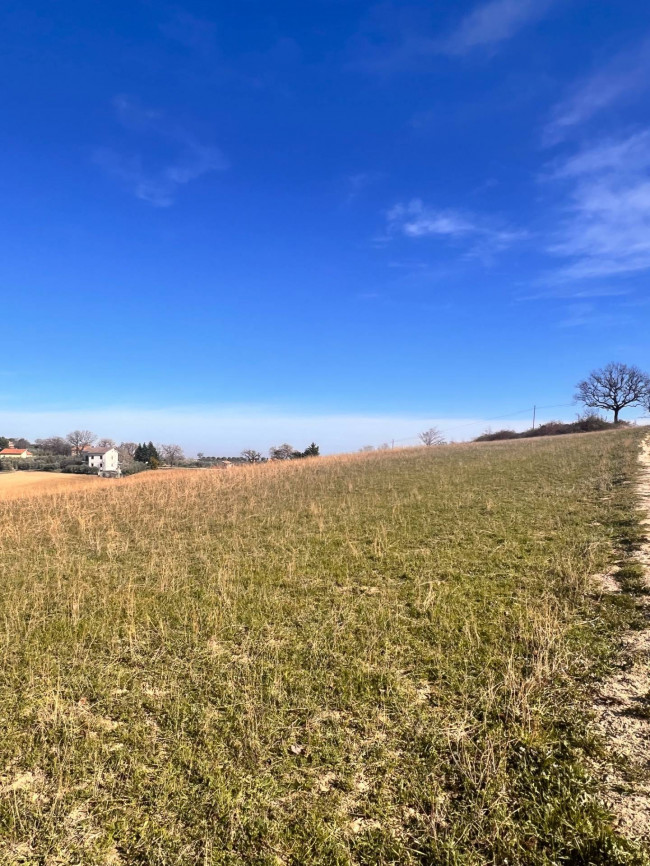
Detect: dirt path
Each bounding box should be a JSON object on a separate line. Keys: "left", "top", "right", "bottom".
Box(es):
{"left": 0, "top": 471, "right": 105, "bottom": 501}
{"left": 595, "top": 437, "right": 650, "bottom": 842}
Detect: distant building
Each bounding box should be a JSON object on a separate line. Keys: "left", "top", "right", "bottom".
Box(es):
{"left": 0, "top": 448, "right": 32, "bottom": 459}
{"left": 83, "top": 447, "right": 120, "bottom": 476}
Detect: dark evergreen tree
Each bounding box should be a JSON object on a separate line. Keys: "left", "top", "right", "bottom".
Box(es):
{"left": 134, "top": 442, "right": 160, "bottom": 466}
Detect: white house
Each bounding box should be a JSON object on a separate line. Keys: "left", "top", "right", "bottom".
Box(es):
{"left": 84, "top": 447, "right": 120, "bottom": 476}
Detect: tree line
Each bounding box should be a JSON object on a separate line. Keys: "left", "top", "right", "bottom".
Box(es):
{"left": 0, "top": 430, "right": 322, "bottom": 471}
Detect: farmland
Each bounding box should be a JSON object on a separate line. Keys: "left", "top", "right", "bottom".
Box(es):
{"left": 0, "top": 471, "right": 106, "bottom": 501}
{"left": 0, "top": 430, "right": 648, "bottom": 864}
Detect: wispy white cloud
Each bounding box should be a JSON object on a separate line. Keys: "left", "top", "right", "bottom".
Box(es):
{"left": 544, "top": 130, "right": 650, "bottom": 280}
{"left": 556, "top": 302, "right": 634, "bottom": 329}
{"left": 520, "top": 284, "right": 632, "bottom": 301}
{"left": 93, "top": 145, "right": 224, "bottom": 208}
{"left": 349, "top": 0, "right": 557, "bottom": 74}
{"left": 440, "top": 0, "right": 557, "bottom": 56}
{"left": 388, "top": 201, "right": 476, "bottom": 238}
{"left": 544, "top": 39, "right": 650, "bottom": 144}
{"left": 94, "top": 96, "right": 227, "bottom": 207}
{"left": 547, "top": 130, "right": 650, "bottom": 179}
{"left": 385, "top": 199, "right": 525, "bottom": 257}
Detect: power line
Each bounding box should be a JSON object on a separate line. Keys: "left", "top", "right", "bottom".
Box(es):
{"left": 376, "top": 402, "right": 578, "bottom": 448}
{"left": 438, "top": 403, "right": 574, "bottom": 437}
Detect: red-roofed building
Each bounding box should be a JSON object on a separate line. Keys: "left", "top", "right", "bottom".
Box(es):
{"left": 0, "top": 448, "right": 32, "bottom": 459}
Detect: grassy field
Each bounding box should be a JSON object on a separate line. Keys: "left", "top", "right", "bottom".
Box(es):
{"left": 0, "top": 471, "right": 106, "bottom": 501}
{"left": 0, "top": 430, "right": 648, "bottom": 865}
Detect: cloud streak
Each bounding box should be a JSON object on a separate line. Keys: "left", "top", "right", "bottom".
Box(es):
{"left": 440, "top": 0, "right": 557, "bottom": 56}
{"left": 544, "top": 39, "right": 650, "bottom": 144}
{"left": 544, "top": 130, "right": 650, "bottom": 280}
{"left": 385, "top": 199, "right": 525, "bottom": 257}
{"left": 350, "top": 0, "right": 557, "bottom": 74}
{"left": 94, "top": 96, "right": 227, "bottom": 207}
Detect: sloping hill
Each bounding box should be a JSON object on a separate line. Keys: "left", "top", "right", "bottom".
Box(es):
{"left": 0, "top": 431, "right": 647, "bottom": 864}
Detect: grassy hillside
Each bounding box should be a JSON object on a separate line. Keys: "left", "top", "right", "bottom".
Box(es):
{"left": 0, "top": 431, "right": 648, "bottom": 865}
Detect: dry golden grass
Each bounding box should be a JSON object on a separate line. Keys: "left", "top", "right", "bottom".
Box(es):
{"left": 0, "top": 431, "right": 648, "bottom": 864}
{"left": 0, "top": 471, "right": 106, "bottom": 501}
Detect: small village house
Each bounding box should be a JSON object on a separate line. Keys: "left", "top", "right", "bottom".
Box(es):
{"left": 0, "top": 448, "right": 33, "bottom": 459}
{"left": 83, "top": 447, "right": 120, "bottom": 476}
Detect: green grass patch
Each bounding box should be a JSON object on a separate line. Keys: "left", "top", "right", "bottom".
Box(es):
{"left": 0, "top": 429, "right": 648, "bottom": 864}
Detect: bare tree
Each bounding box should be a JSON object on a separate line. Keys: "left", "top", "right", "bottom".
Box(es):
{"left": 160, "top": 444, "right": 185, "bottom": 466}
{"left": 269, "top": 443, "right": 294, "bottom": 460}
{"left": 66, "top": 430, "right": 96, "bottom": 455}
{"left": 35, "top": 436, "right": 71, "bottom": 456}
{"left": 97, "top": 438, "right": 116, "bottom": 448}
{"left": 119, "top": 442, "right": 138, "bottom": 459}
{"left": 241, "top": 449, "right": 263, "bottom": 463}
{"left": 575, "top": 362, "right": 650, "bottom": 423}
{"left": 419, "top": 427, "right": 446, "bottom": 446}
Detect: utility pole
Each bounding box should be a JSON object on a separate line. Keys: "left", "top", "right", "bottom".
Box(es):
{"left": 532, "top": 405, "right": 536, "bottom": 430}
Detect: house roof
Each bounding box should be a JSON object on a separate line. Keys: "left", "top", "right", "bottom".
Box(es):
{"left": 0, "top": 448, "right": 31, "bottom": 455}
{"left": 84, "top": 447, "right": 113, "bottom": 455}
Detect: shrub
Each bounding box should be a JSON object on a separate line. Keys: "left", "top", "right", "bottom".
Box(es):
{"left": 474, "top": 414, "right": 623, "bottom": 442}
{"left": 14, "top": 460, "right": 37, "bottom": 471}
{"left": 475, "top": 429, "right": 519, "bottom": 442}
{"left": 576, "top": 413, "right": 618, "bottom": 432}
{"left": 61, "top": 464, "right": 98, "bottom": 475}
{"left": 121, "top": 462, "right": 149, "bottom": 476}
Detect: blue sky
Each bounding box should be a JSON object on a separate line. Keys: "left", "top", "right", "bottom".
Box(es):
{"left": 2, "top": 0, "right": 650, "bottom": 453}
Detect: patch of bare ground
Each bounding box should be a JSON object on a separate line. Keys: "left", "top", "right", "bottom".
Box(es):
{"left": 595, "top": 436, "right": 650, "bottom": 843}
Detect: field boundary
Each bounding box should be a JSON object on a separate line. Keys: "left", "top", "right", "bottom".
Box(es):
{"left": 594, "top": 435, "right": 650, "bottom": 842}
